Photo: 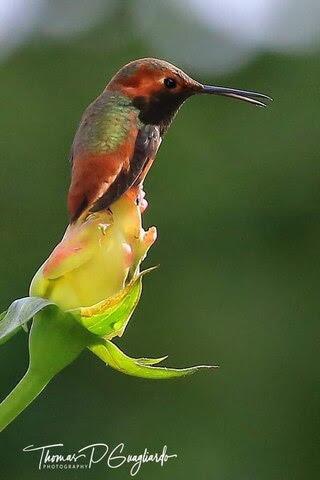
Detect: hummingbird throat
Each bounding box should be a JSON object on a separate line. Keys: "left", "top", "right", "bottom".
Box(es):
{"left": 132, "top": 90, "right": 189, "bottom": 133}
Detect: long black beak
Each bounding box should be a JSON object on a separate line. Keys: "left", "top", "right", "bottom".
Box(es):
{"left": 201, "top": 84, "right": 272, "bottom": 108}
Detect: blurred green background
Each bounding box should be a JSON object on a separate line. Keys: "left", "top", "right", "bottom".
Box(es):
{"left": 0, "top": 1, "right": 320, "bottom": 479}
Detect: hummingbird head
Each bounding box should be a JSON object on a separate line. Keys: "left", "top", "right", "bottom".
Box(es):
{"left": 107, "top": 58, "right": 272, "bottom": 133}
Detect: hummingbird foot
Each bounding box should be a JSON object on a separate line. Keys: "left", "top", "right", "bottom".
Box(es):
{"left": 137, "top": 187, "right": 148, "bottom": 213}
{"left": 126, "top": 186, "right": 148, "bottom": 213}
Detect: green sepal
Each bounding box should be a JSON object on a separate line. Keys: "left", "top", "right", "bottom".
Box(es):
{"left": 0, "top": 297, "right": 54, "bottom": 345}
{"left": 73, "top": 267, "right": 157, "bottom": 339}
{"left": 135, "top": 355, "right": 168, "bottom": 365}
{"left": 89, "top": 338, "right": 216, "bottom": 379}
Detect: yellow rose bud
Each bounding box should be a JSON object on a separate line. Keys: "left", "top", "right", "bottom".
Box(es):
{"left": 30, "top": 192, "right": 156, "bottom": 310}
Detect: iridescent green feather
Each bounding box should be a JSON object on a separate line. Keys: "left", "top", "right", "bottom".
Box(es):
{"left": 75, "top": 92, "right": 140, "bottom": 154}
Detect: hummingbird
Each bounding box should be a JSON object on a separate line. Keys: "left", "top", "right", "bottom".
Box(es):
{"left": 68, "top": 58, "right": 271, "bottom": 223}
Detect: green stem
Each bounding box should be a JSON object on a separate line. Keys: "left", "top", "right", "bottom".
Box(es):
{"left": 0, "top": 367, "right": 50, "bottom": 432}
{"left": 0, "top": 307, "right": 93, "bottom": 432}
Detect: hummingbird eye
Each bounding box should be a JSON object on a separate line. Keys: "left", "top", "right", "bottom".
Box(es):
{"left": 163, "top": 77, "right": 177, "bottom": 89}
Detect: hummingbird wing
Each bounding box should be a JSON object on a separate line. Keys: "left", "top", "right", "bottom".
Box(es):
{"left": 89, "top": 124, "right": 161, "bottom": 214}
{"left": 68, "top": 124, "right": 161, "bottom": 222}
